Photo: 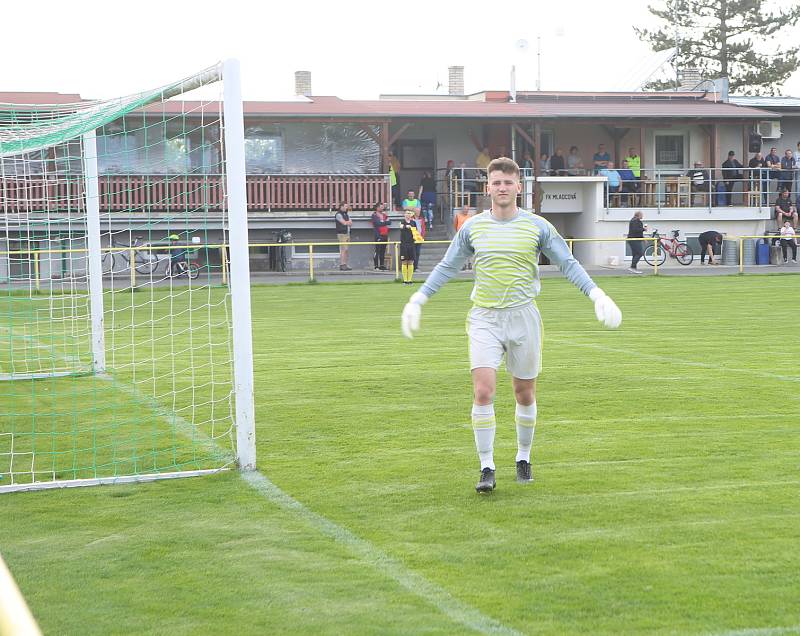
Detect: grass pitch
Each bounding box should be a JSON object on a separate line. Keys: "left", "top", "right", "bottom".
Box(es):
{"left": 1, "top": 275, "right": 799, "bottom": 635}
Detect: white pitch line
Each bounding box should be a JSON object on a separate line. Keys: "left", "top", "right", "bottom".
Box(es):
{"left": 709, "top": 626, "right": 800, "bottom": 636}
{"left": 242, "top": 471, "right": 522, "bottom": 636}
{"left": 1, "top": 327, "right": 520, "bottom": 635}
{"left": 548, "top": 337, "right": 800, "bottom": 383}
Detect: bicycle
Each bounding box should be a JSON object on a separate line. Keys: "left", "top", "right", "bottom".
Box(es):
{"left": 102, "top": 237, "right": 159, "bottom": 275}
{"left": 643, "top": 229, "right": 694, "bottom": 266}
{"left": 165, "top": 252, "right": 200, "bottom": 279}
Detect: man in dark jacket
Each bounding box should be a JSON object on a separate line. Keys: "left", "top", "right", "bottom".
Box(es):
{"left": 627, "top": 210, "right": 646, "bottom": 274}
{"left": 721, "top": 151, "right": 743, "bottom": 205}
{"left": 698, "top": 230, "right": 723, "bottom": 265}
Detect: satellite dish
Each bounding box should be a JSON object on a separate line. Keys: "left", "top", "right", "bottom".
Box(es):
{"left": 515, "top": 39, "right": 529, "bottom": 51}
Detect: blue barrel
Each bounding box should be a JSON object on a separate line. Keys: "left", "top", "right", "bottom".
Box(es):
{"left": 756, "top": 239, "right": 769, "bottom": 265}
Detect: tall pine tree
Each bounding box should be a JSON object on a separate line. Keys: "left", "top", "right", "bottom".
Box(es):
{"left": 635, "top": 0, "right": 800, "bottom": 95}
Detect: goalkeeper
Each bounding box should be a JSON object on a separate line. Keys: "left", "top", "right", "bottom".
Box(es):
{"left": 401, "top": 157, "right": 621, "bottom": 493}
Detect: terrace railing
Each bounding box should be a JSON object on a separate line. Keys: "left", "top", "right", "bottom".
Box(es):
{"left": 0, "top": 173, "right": 392, "bottom": 214}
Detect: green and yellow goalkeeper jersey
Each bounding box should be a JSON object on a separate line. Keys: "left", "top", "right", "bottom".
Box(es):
{"left": 419, "top": 208, "right": 597, "bottom": 308}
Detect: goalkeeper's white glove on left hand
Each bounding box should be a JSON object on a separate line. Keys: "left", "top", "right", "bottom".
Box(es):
{"left": 588, "top": 287, "right": 622, "bottom": 329}
{"left": 401, "top": 292, "right": 428, "bottom": 339}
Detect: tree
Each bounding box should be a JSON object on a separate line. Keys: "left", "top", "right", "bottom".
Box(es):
{"left": 635, "top": 0, "right": 800, "bottom": 95}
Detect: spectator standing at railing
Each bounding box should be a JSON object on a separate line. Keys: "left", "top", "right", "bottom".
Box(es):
{"left": 779, "top": 149, "right": 796, "bottom": 194}
{"left": 765, "top": 147, "right": 781, "bottom": 197}
{"left": 779, "top": 221, "right": 798, "bottom": 263}
{"left": 371, "top": 202, "right": 391, "bottom": 271}
{"left": 521, "top": 151, "right": 534, "bottom": 172}
{"left": 418, "top": 171, "right": 436, "bottom": 230}
{"left": 774, "top": 189, "right": 798, "bottom": 228}
{"left": 567, "top": 146, "right": 584, "bottom": 175}
{"left": 550, "top": 148, "right": 566, "bottom": 176}
{"left": 539, "top": 152, "right": 551, "bottom": 175}
{"left": 475, "top": 146, "right": 492, "bottom": 177}
{"left": 627, "top": 210, "right": 646, "bottom": 274}
{"left": 795, "top": 142, "right": 800, "bottom": 199}
{"left": 402, "top": 189, "right": 420, "bottom": 213}
{"left": 592, "top": 144, "right": 611, "bottom": 174}
{"left": 334, "top": 202, "right": 353, "bottom": 271}
{"left": 748, "top": 152, "right": 768, "bottom": 205}
{"left": 698, "top": 230, "right": 723, "bottom": 265}
{"left": 624, "top": 147, "right": 641, "bottom": 179}
{"left": 618, "top": 160, "right": 638, "bottom": 206}
{"left": 721, "top": 151, "right": 744, "bottom": 205}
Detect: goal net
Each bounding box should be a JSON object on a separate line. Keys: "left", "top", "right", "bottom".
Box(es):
{"left": 0, "top": 61, "right": 255, "bottom": 492}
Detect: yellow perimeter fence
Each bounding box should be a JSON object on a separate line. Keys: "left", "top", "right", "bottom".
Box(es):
{"left": 0, "top": 235, "right": 795, "bottom": 288}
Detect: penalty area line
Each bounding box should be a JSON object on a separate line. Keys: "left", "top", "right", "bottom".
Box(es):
{"left": 241, "top": 470, "right": 522, "bottom": 636}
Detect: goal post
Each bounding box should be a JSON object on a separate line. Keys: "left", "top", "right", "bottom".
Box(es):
{"left": 0, "top": 60, "right": 256, "bottom": 492}
{"left": 0, "top": 553, "right": 41, "bottom": 636}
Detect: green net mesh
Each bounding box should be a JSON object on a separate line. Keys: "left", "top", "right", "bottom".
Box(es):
{"left": 0, "top": 63, "right": 241, "bottom": 490}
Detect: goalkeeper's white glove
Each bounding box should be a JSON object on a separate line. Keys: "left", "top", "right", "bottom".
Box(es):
{"left": 401, "top": 291, "right": 428, "bottom": 339}
{"left": 588, "top": 287, "right": 622, "bottom": 329}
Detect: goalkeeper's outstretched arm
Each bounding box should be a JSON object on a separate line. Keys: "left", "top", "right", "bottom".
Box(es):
{"left": 539, "top": 220, "right": 622, "bottom": 329}
{"left": 401, "top": 228, "right": 473, "bottom": 339}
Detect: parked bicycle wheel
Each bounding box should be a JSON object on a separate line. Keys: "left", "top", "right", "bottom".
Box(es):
{"left": 643, "top": 243, "right": 667, "bottom": 266}
{"left": 135, "top": 249, "right": 159, "bottom": 275}
{"left": 186, "top": 263, "right": 200, "bottom": 280}
{"left": 675, "top": 242, "right": 694, "bottom": 265}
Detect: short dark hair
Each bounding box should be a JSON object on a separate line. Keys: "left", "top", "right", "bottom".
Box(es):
{"left": 728, "top": 151, "right": 735, "bottom": 156}
{"left": 486, "top": 157, "right": 520, "bottom": 178}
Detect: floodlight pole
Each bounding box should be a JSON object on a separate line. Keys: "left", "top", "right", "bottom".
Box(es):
{"left": 82, "top": 130, "right": 106, "bottom": 374}
{"left": 223, "top": 58, "right": 257, "bottom": 471}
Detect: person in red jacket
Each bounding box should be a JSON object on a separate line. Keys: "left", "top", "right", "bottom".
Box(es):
{"left": 371, "top": 202, "right": 391, "bottom": 270}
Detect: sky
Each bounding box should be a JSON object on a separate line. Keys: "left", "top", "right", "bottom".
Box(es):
{"left": 4, "top": 0, "right": 800, "bottom": 101}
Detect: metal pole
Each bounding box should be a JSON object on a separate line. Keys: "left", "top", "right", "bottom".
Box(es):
{"left": 653, "top": 236, "right": 659, "bottom": 275}
{"left": 82, "top": 130, "right": 106, "bottom": 373}
{"left": 308, "top": 244, "right": 315, "bottom": 282}
{"left": 222, "top": 58, "right": 257, "bottom": 471}
{"left": 739, "top": 237, "right": 744, "bottom": 274}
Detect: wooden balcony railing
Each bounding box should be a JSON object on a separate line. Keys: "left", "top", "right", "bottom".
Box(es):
{"left": 0, "top": 174, "right": 391, "bottom": 214}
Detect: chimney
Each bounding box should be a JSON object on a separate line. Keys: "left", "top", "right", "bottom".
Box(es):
{"left": 677, "top": 67, "right": 702, "bottom": 91}
{"left": 448, "top": 66, "right": 464, "bottom": 96}
{"left": 295, "top": 71, "right": 312, "bottom": 97}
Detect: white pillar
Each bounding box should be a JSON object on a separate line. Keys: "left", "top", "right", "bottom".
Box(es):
{"left": 82, "top": 130, "right": 106, "bottom": 373}
{"left": 222, "top": 58, "right": 257, "bottom": 471}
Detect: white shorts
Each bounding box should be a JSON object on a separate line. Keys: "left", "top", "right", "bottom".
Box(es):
{"left": 466, "top": 304, "right": 543, "bottom": 379}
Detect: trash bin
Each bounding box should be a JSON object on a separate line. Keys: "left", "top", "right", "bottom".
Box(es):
{"left": 770, "top": 244, "right": 783, "bottom": 265}
{"left": 756, "top": 238, "right": 769, "bottom": 265}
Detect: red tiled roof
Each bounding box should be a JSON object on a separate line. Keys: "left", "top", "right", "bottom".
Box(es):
{"left": 0, "top": 90, "right": 776, "bottom": 121}
{"left": 0, "top": 92, "right": 85, "bottom": 105}
{"left": 237, "top": 95, "right": 776, "bottom": 120}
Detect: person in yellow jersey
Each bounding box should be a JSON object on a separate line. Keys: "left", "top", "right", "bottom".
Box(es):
{"left": 401, "top": 157, "right": 622, "bottom": 493}
{"left": 624, "top": 147, "right": 641, "bottom": 178}
{"left": 399, "top": 209, "right": 421, "bottom": 284}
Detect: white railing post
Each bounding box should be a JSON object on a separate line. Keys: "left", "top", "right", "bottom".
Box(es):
{"left": 223, "top": 58, "right": 257, "bottom": 471}
{"left": 82, "top": 130, "right": 106, "bottom": 374}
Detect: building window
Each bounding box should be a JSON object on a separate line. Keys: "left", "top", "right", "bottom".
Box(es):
{"left": 245, "top": 129, "right": 284, "bottom": 174}
{"left": 655, "top": 134, "right": 686, "bottom": 169}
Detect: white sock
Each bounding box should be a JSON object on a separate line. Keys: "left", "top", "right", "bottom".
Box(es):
{"left": 515, "top": 401, "right": 537, "bottom": 463}
{"left": 471, "top": 403, "right": 496, "bottom": 470}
